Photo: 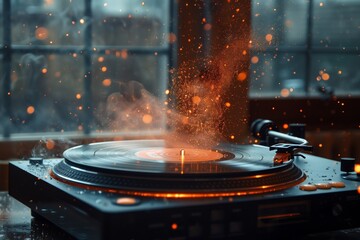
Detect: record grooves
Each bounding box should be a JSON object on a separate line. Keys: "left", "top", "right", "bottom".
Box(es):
{"left": 50, "top": 140, "right": 306, "bottom": 198}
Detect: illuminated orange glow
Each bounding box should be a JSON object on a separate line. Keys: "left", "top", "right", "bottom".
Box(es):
{"left": 78, "top": 106, "right": 83, "bottom": 110}
{"left": 121, "top": 50, "right": 128, "bottom": 59}
{"left": 102, "top": 78, "right": 112, "bottom": 87}
{"left": 46, "top": 139, "right": 55, "bottom": 150}
{"left": 98, "top": 56, "right": 105, "bottom": 62}
{"left": 225, "top": 102, "right": 231, "bottom": 107}
{"left": 142, "top": 114, "right": 153, "bottom": 124}
{"left": 27, "top": 106, "right": 35, "bottom": 114}
{"left": 50, "top": 169, "right": 306, "bottom": 199}
{"left": 204, "top": 23, "right": 212, "bottom": 31}
{"left": 182, "top": 116, "right": 189, "bottom": 124}
{"left": 355, "top": 164, "right": 360, "bottom": 174}
{"left": 165, "top": 89, "right": 170, "bottom": 95}
{"left": 318, "top": 143, "right": 323, "bottom": 148}
{"left": 280, "top": 88, "right": 290, "bottom": 97}
{"left": 168, "top": 33, "right": 177, "bottom": 43}
{"left": 171, "top": 223, "right": 178, "bottom": 230}
{"left": 116, "top": 197, "right": 137, "bottom": 205}
{"left": 237, "top": 72, "right": 247, "bottom": 81}
{"left": 321, "top": 73, "right": 330, "bottom": 81}
{"left": 282, "top": 123, "right": 289, "bottom": 129}
{"left": 230, "top": 135, "right": 235, "bottom": 140}
{"left": 44, "top": 0, "right": 54, "bottom": 5}
{"left": 101, "top": 66, "right": 107, "bottom": 72}
{"left": 242, "top": 50, "right": 247, "bottom": 55}
{"left": 265, "top": 34, "right": 273, "bottom": 42}
{"left": 251, "top": 56, "right": 259, "bottom": 64}
{"left": 35, "top": 27, "right": 49, "bottom": 40}
{"left": 192, "top": 95, "right": 201, "bottom": 105}
{"left": 41, "top": 68, "right": 47, "bottom": 74}
{"left": 338, "top": 70, "right": 342, "bottom": 75}
{"left": 180, "top": 149, "right": 185, "bottom": 174}
{"left": 76, "top": 93, "right": 82, "bottom": 99}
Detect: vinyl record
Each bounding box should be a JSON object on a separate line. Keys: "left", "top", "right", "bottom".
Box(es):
{"left": 62, "top": 139, "right": 286, "bottom": 176}
{"left": 51, "top": 140, "right": 306, "bottom": 197}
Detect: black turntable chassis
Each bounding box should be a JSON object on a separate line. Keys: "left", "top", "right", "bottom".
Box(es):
{"left": 9, "top": 155, "right": 360, "bottom": 240}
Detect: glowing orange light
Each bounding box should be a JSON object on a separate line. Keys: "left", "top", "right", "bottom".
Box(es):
{"left": 142, "top": 114, "right": 153, "bottom": 124}
{"left": 78, "top": 106, "right": 83, "bottom": 110}
{"left": 46, "top": 139, "right": 55, "bottom": 150}
{"left": 280, "top": 88, "right": 290, "bottom": 97}
{"left": 168, "top": 33, "right": 177, "bottom": 43}
{"left": 265, "top": 34, "right": 273, "bottom": 42}
{"left": 171, "top": 223, "right": 178, "bottom": 230}
{"left": 98, "top": 56, "right": 105, "bottom": 62}
{"left": 101, "top": 66, "right": 107, "bottom": 72}
{"left": 282, "top": 123, "right": 289, "bottom": 129}
{"left": 27, "top": 106, "right": 35, "bottom": 114}
{"left": 225, "top": 102, "right": 231, "bottom": 107}
{"left": 242, "top": 50, "right": 247, "bottom": 55}
{"left": 338, "top": 70, "right": 342, "bottom": 75}
{"left": 165, "top": 89, "right": 170, "bottom": 95}
{"left": 35, "top": 27, "right": 49, "bottom": 40}
{"left": 237, "top": 72, "right": 247, "bottom": 81}
{"left": 192, "top": 96, "right": 201, "bottom": 105}
{"left": 102, "top": 78, "right": 112, "bottom": 87}
{"left": 204, "top": 23, "right": 212, "bottom": 31}
{"left": 321, "top": 73, "right": 330, "bottom": 81}
{"left": 76, "top": 93, "right": 82, "bottom": 99}
{"left": 121, "top": 50, "right": 128, "bottom": 59}
{"left": 182, "top": 117, "right": 189, "bottom": 124}
{"left": 318, "top": 143, "right": 323, "bottom": 148}
{"left": 355, "top": 164, "right": 360, "bottom": 174}
{"left": 230, "top": 135, "right": 235, "bottom": 140}
{"left": 251, "top": 56, "right": 259, "bottom": 64}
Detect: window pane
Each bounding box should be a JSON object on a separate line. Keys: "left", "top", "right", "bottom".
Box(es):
{"left": 251, "top": 0, "right": 308, "bottom": 47}
{"left": 11, "top": 1, "right": 85, "bottom": 46}
{"left": 313, "top": 0, "right": 360, "bottom": 48}
{"left": 249, "top": 53, "right": 306, "bottom": 98}
{"left": 10, "top": 54, "right": 84, "bottom": 133}
{"left": 92, "top": 0, "right": 170, "bottom": 46}
{"left": 92, "top": 54, "right": 168, "bottom": 132}
{"left": 309, "top": 54, "right": 360, "bottom": 97}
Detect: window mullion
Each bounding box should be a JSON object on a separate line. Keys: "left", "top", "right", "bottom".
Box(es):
{"left": 2, "top": 0, "right": 12, "bottom": 138}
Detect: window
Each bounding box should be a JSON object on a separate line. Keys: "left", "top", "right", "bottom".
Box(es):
{"left": 249, "top": 0, "right": 360, "bottom": 130}
{"left": 250, "top": 0, "right": 360, "bottom": 98}
{"left": 1, "top": 0, "right": 175, "bottom": 138}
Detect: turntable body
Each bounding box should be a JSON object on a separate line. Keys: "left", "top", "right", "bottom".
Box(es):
{"left": 8, "top": 140, "right": 360, "bottom": 239}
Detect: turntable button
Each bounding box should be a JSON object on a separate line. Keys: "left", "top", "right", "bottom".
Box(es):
{"left": 314, "top": 183, "right": 332, "bottom": 190}
{"left": 329, "top": 181, "right": 346, "bottom": 188}
{"left": 115, "top": 197, "right": 139, "bottom": 206}
{"left": 299, "top": 184, "right": 317, "bottom": 191}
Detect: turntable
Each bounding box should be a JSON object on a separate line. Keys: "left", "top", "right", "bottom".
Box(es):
{"left": 8, "top": 120, "right": 360, "bottom": 239}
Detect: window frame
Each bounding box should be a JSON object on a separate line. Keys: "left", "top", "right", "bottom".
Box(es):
{"left": 1, "top": 0, "right": 178, "bottom": 138}
{"left": 249, "top": 0, "right": 360, "bottom": 130}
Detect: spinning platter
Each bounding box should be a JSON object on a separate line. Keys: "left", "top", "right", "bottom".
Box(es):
{"left": 51, "top": 140, "right": 306, "bottom": 197}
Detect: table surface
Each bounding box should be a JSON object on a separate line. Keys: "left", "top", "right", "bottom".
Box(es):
{"left": 2, "top": 191, "right": 360, "bottom": 240}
